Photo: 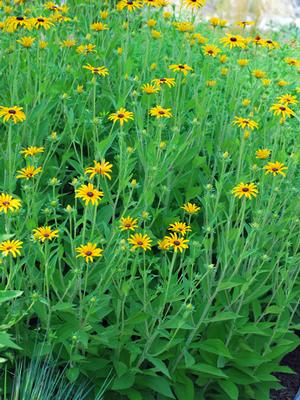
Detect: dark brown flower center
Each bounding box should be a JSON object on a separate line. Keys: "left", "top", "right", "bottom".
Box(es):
{"left": 43, "top": 233, "right": 50, "bottom": 237}
{"left": 242, "top": 120, "right": 249, "bottom": 124}
{"left": 86, "top": 251, "right": 92, "bottom": 256}
{"left": 37, "top": 18, "right": 45, "bottom": 22}
{"left": 87, "top": 191, "right": 94, "bottom": 197}
{"left": 125, "top": 223, "right": 131, "bottom": 228}
{"left": 160, "top": 78, "right": 166, "bottom": 82}
{"left": 9, "top": 109, "right": 16, "bottom": 114}
{"left": 93, "top": 68, "right": 99, "bottom": 73}
{"left": 242, "top": 188, "right": 249, "bottom": 192}
{"left": 137, "top": 241, "right": 143, "bottom": 245}
{"left": 6, "top": 246, "right": 12, "bottom": 250}
{"left": 178, "top": 64, "right": 185, "bottom": 69}
{"left": 3, "top": 201, "right": 10, "bottom": 206}
{"left": 118, "top": 113, "right": 125, "bottom": 118}
{"left": 127, "top": 1, "right": 133, "bottom": 4}
{"left": 272, "top": 168, "right": 279, "bottom": 172}
{"left": 230, "top": 37, "right": 237, "bottom": 42}
{"left": 17, "top": 16, "right": 24, "bottom": 21}
{"left": 208, "top": 50, "right": 213, "bottom": 54}
{"left": 279, "top": 106, "right": 286, "bottom": 111}
{"left": 174, "top": 240, "right": 180, "bottom": 246}
{"left": 158, "top": 110, "right": 165, "bottom": 115}
{"left": 266, "top": 40, "right": 272, "bottom": 44}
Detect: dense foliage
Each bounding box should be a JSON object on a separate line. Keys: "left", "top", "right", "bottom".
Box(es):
{"left": 0, "top": 0, "right": 300, "bottom": 399}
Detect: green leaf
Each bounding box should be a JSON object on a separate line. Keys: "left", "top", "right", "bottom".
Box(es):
{"left": 147, "top": 356, "right": 171, "bottom": 378}
{"left": 112, "top": 372, "right": 135, "bottom": 390}
{"left": 198, "top": 339, "right": 233, "bottom": 359}
{"left": 137, "top": 376, "right": 175, "bottom": 398}
{"left": 66, "top": 367, "right": 80, "bottom": 382}
{"left": 191, "top": 363, "right": 228, "bottom": 378}
{"left": 0, "top": 290, "right": 23, "bottom": 304}
{"left": 0, "top": 332, "right": 21, "bottom": 350}
{"left": 207, "top": 312, "right": 241, "bottom": 323}
{"left": 218, "top": 380, "right": 239, "bottom": 400}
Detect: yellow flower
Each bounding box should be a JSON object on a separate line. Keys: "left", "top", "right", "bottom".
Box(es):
{"left": 242, "top": 99, "right": 251, "bottom": 106}
{"left": 206, "top": 80, "right": 217, "bottom": 87}
{"left": 262, "top": 79, "right": 271, "bottom": 86}
{"left": 277, "top": 80, "right": 288, "bottom": 87}
{"left": 147, "top": 19, "right": 157, "bottom": 27}
{"left": 169, "top": 63, "right": 193, "bottom": 75}
{"left": 163, "top": 11, "right": 172, "bottom": 19}
{"left": 270, "top": 103, "right": 295, "bottom": 120}
{"left": 142, "top": 83, "right": 160, "bottom": 94}
{"left": 252, "top": 69, "right": 266, "bottom": 79}
{"left": 193, "top": 33, "right": 207, "bottom": 44}
{"left": 220, "top": 33, "right": 246, "bottom": 49}
{"left": 5, "top": 16, "right": 32, "bottom": 32}
{"left": 117, "top": 0, "right": 143, "bottom": 12}
{"left": 39, "top": 40, "right": 48, "bottom": 49}
{"left": 32, "top": 16, "right": 54, "bottom": 30}
{"left": 236, "top": 20, "right": 255, "bottom": 28}
{"left": 256, "top": 149, "right": 271, "bottom": 159}
{"left": 75, "top": 183, "right": 104, "bottom": 206}
{"left": 76, "top": 243, "right": 103, "bottom": 262}
{"left": 152, "top": 78, "right": 175, "bottom": 88}
{"left": 263, "top": 161, "right": 288, "bottom": 177}
{"left": 33, "top": 226, "right": 59, "bottom": 242}
{"left": 0, "top": 106, "right": 26, "bottom": 123}
{"left": 108, "top": 107, "right": 134, "bottom": 126}
{"left": 232, "top": 182, "right": 258, "bottom": 199}
{"left": 117, "top": 47, "right": 123, "bottom": 55}
{"left": 16, "top": 166, "right": 42, "bottom": 179}
{"left": 61, "top": 39, "right": 77, "bottom": 47}
{"left": 100, "top": 10, "right": 109, "bottom": 19}
{"left": 181, "top": 202, "right": 200, "bottom": 214}
{"left": 168, "top": 221, "right": 191, "bottom": 236}
{"left": 174, "top": 22, "right": 194, "bottom": 32}
{"left": 284, "top": 57, "right": 300, "bottom": 67}
{"left": 277, "top": 94, "right": 298, "bottom": 105}
{"left": 77, "top": 85, "right": 84, "bottom": 93}
{"left": 83, "top": 64, "right": 109, "bottom": 76}
{"left": 17, "top": 36, "right": 35, "bottom": 48}
{"left": 184, "top": 0, "right": 205, "bottom": 8}
{"left": 0, "top": 239, "right": 23, "bottom": 258}
{"left": 120, "top": 216, "right": 138, "bottom": 231}
{"left": 128, "top": 233, "right": 152, "bottom": 251}
{"left": 158, "top": 237, "right": 170, "bottom": 250}
{"left": 262, "top": 39, "right": 279, "bottom": 49}
{"left": 151, "top": 29, "right": 161, "bottom": 39}
{"left": 20, "top": 146, "right": 44, "bottom": 158}
{"left": 219, "top": 54, "right": 227, "bottom": 63}
{"left": 149, "top": 105, "right": 172, "bottom": 118}
{"left": 165, "top": 233, "right": 189, "bottom": 253}
{"left": 233, "top": 116, "right": 258, "bottom": 130}
{"left": 237, "top": 58, "right": 249, "bottom": 67}
{"left": 85, "top": 160, "right": 113, "bottom": 180}
{"left": 0, "top": 193, "right": 21, "bottom": 214}
{"left": 203, "top": 44, "right": 221, "bottom": 57}
{"left": 91, "top": 22, "right": 109, "bottom": 31}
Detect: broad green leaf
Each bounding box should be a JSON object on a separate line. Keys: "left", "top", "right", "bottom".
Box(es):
{"left": 191, "top": 363, "right": 228, "bottom": 378}
{"left": 0, "top": 290, "right": 23, "bottom": 304}
{"left": 218, "top": 380, "right": 239, "bottom": 400}
{"left": 0, "top": 332, "right": 21, "bottom": 350}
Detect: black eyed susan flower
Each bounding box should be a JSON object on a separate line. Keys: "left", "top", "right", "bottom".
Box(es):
{"left": 32, "top": 16, "right": 54, "bottom": 30}
{"left": 181, "top": 202, "right": 200, "bottom": 214}
{"left": 83, "top": 64, "right": 109, "bottom": 76}
{"left": 262, "top": 39, "right": 279, "bottom": 49}
{"left": 149, "top": 105, "right": 172, "bottom": 118}
{"left": 232, "top": 182, "right": 258, "bottom": 199}
{"left": 0, "top": 193, "right": 21, "bottom": 214}
{"left": 184, "top": 0, "right": 205, "bottom": 8}
{"left": 168, "top": 222, "right": 191, "bottom": 236}
{"left": 108, "top": 107, "right": 134, "bottom": 126}
{"left": 117, "top": 0, "right": 143, "bottom": 12}
{"left": 143, "top": 0, "right": 164, "bottom": 7}
{"left": 158, "top": 237, "right": 170, "bottom": 251}
{"left": 0, "top": 239, "right": 23, "bottom": 258}
{"left": 75, "top": 183, "right": 104, "bottom": 206}
{"left": 17, "top": 36, "right": 35, "bottom": 48}
{"left": 203, "top": 44, "right": 221, "bottom": 57}
{"left": 142, "top": 83, "right": 160, "bottom": 94}
{"left": 120, "top": 216, "right": 138, "bottom": 231}
{"left": 277, "top": 94, "right": 298, "bottom": 106}
{"left": 76, "top": 243, "right": 103, "bottom": 263}
{"left": 20, "top": 146, "right": 44, "bottom": 158}
{"left": 263, "top": 161, "right": 288, "bottom": 177}
{"left": 233, "top": 116, "right": 258, "bottom": 130}
{"left": 220, "top": 34, "right": 246, "bottom": 49}
{"left": 284, "top": 57, "right": 300, "bottom": 67}
{"left": 237, "top": 58, "right": 249, "bottom": 67}
{"left": 269, "top": 103, "right": 295, "bottom": 120}
{"left": 61, "top": 39, "right": 77, "bottom": 48}
{"left": 44, "top": 2, "right": 64, "bottom": 11}
{"left": 0, "top": 106, "right": 26, "bottom": 123}
{"left": 91, "top": 22, "right": 109, "bottom": 31}
{"left": 33, "top": 226, "right": 59, "bottom": 242}
{"left": 5, "top": 16, "right": 33, "bottom": 32}
{"left": 152, "top": 78, "right": 175, "bottom": 88}
{"left": 165, "top": 233, "right": 189, "bottom": 253}
{"left": 128, "top": 233, "right": 152, "bottom": 251}
{"left": 16, "top": 166, "right": 42, "bottom": 180}
{"left": 169, "top": 63, "right": 193, "bottom": 76}
{"left": 256, "top": 149, "right": 271, "bottom": 159}
{"left": 235, "top": 20, "right": 255, "bottom": 28}
{"left": 85, "top": 160, "right": 113, "bottom": 180}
